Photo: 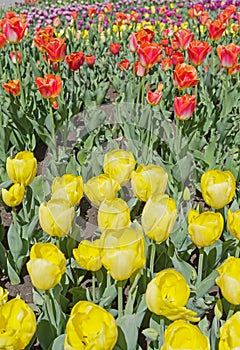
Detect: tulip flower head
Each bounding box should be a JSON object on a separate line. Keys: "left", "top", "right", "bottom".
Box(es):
{"left": 138, "top": 42, "right": 162, "bottom": 69}
{"left": 2, "top": 79, "right": 20, "bottom": 96}
{"left": 3, "top": 17, "right": 27, "bottom": 44}
{"left": 219, "top": 311, "right": 240, "bottom": 350}
{"left": 0, "top": 286, "right": 8, "bottom": 306}
{"left": 10, "top": 50, "right": 22, "bottom": 64}
{"left": 217, "top": 43, "right": 240, "bottom": 69}
{"left": 173, "top": 63, "right": 199, "bottom": 90}
{"left": 208, "top": 20, "right": 226, "bottom": 41}
{"left": 6, "top": 151, "right": 37, "bottom": 186}
{"left": 132, "top": 61, "right": 148, "bottom": 77}
{"left": 174, "top": 94, "right": 196, "bottom": 120}
{"left": 110, "top": 42, "right": 120, "bottom": 55}
{"left": 117, "top": 59, "right": 130, "bottom": 71}
{"left": 73, "top": 239, "right": 102, "bottom": 271}
{"left": 51, "top": 174, "right": 83, "bottom": 206}
{"left": 44, "top": 37, "right": 66, "bottom": 62}
{"left": 0, "top": 32, "right": 6, "bottom": 48}
{"left": 65, "top": 51, "right": 85, "bottom": 71}
{"left": 35, "top": 74, "right": 62, "bottom": 99}
{"left": 2, "top": 183, "right": 25, "bottom": 207}
{"left": 173, "top": 29, "right": 194, "bottom": 51}
{"left": 146, "top": 84, "right": 164, "bottom": 106}
{"left": 227, "top": 209, "right": 240, "bottom": 240}
{"left": 188, "top": 40, "right": 212, "bottom": 66}
{"left": 85, "top": 55, "right": 95, "bottom": 67}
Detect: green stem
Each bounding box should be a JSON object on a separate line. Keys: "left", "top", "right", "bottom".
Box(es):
{"left": 227, "top": 303, "right": 235, "bottom": 319}
{"left": 12, "top": 207, "right": 17, "bottom": 226}
{"left": 14, "top": 45, "right": 25, "bottom": 108}
{"left": 145, "top": 106, "right": 153, "bottom": 164}
{"left": 22, "top": 199, "right": 28, "bottom": 222}
{"left": 150, "top": 243, "right": 156, "bottom": 277}
{"left": 49, "top": 100, "right": 57, "bottom": 160}
{"left": 197, "top": 247, "right": 204, "bottom": 285}
{"left": 235, "top": 243, "right": 240, "bottom": 258}
{"left": 141, "top": 76, "right": 146, "bottom": 106}
{"left": 45, "top": 291, "right": 56, "bottom": 337}
{"left": 117, "top": 280, "right": 123, "bottom": 317}
{"left": 92, "top": 271, "right": 96, "bottom": 301}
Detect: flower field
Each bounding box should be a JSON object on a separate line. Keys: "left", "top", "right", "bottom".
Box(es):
{"left": 0, "top": 0, "right": 239, "bottom": 348}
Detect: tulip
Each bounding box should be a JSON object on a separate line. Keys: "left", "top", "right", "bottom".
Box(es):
{"left": 173, "top": 29, "right": 194, "bottom": 51}
{"left": 0, "top": 32, "right": 6, "bottom": 48}
{"left": 3, "top": 17, "right": 27, "bottom": 44}
{"left": 27, "top": 242, "right": 66, "bottom": 290}
{"left": 110, "top": 42, "right": 120, "bottom": 55}
{"left": 35, "top": 74, "right": 62, "bottom": 99}
{"left": 87, "top": 6, "right": 97, "bottom": 17}
{"left": 173, "top": 63, "right": 199, "bottom": 90}
{"left": 83, "top": 174, "right": 121, "bottom": 206}
{"left": 0, "top": 298, "right": 36, "bottom": 349}
{"left": 174, "top": 94, "right": 196, "bottom": 120}
{"left": 200, "top": 170, "right": 236, "bottom": 209}
{"left": 146, "top": 84, "right": 163, "bottom": 106}
{"left": 208, "top": 20, "right": 226, "bottom": 41}
{"left": 10, "top": 50, "right": 22, "bottom": 64}
{"left": 217, "top": 43, "right": 240, "bottom": 69}
{"left": 142, "top": 194, "right": 177, "bottom": 243}
{"left": 216, "top": 257, "right": 240, "bottom": 305}
{"left": 0, "top": 286, "right": 8, "bottom": 306}
{"left": 138, "top": 42, "right": 162, "bottom": 69}
{"left": 100, "top": 227, "right": 146, "bottom": 280}
{"left": 73, "top": 239, "right": 102, "bottom": 271}
{"left": 146, "top": 269, "right": 200, "bottom": 322}
{"left": 51, "top": 174, "right": 83, "bottom": 207}
{"left": 98, "top": 198, "right": 131, "bottom": 233}
{"left": 171, "top": 51, "right": 184, "bottom": 66}
{"left": 129, "top": 29, "right": 154, "bottom": 52}
{"left": 53, "top": 16, "right": 61, "bottom": 27}
{"left": 117, "top": 59, "right": 130, "bottom": 71}
{"left": 2, "top": 79, "right": 20, "bottom": 96}
{"left": 2, "top": 183, "right": 25, "bottom": 207}
{"left": 65, "top": 51, "right": 85, "bottom": 71}
{"left": 39, "top": 198, "right": 74, "bottom": 237}
{"left": 85, "top": 55, "right": 95, "bottom": 67}
{"left": 103, "top": 149, "right": 136, "bottom": 185}
{"left": 132, "top": 61, "right": 148, "bottom": 77}
{"left": 45, "top": 37, "right": 66, "bottom": 62}
{"left": 219, "top": 311, "right": 240, "bottom": 350}
{"left": 188, "top": 40, "right": 212, "bottom": 66}
{"left": 228, "top": 63, "right": 240, "bottom": 76}
{"left": 161, "top": 320, "right": 210, "bottom": 350}
{"left": 188, "top": 209, "right": 224, "bottom": 247}
{"left": 227, "top": 209, "right": 240, "bottom": 240}
{"left": 6, "top": 151, "right": 37, "bottom": 186}
{"left": 64, "top": 301, "right": 118, "bottom": 350}
{"left": 161, "top": 57, "right": 172, "bottom": 71}
{"left": 131, "top": 164, "right": 168, "bottom": 201}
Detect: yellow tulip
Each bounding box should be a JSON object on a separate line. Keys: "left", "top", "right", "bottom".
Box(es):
{"left": 146, "top": 269, "right": 200, "bottom": 322}
{"left": 64, "top": 301, "right": 118, "bottom": 350}
{"left": 0, "top": 286, "right": 8, "bottom": 306}
{"left": 73, "top": 239, "right": 102, "bottom": 271}
{"left": 188, "top": 209, "right": 224, "bottom": 247}
{"left": 83, "top": 174, "right": 121, "bottom": 206}
{"left": 227, "top": 209, "right": 240, "bottom": 240}
{"left": 100, "top": 227, "right": 146, "bottom": 280}
{"left": 219, "top": 311, "right": 240, "bottom": 350}
{"left": 103, "top": 149, "right": 136, "bottom": 185}
{"left": 200, "top": 169, "right": 236, "bottom": 209}
{"left": 131, "top": 164, "right": 168, "bottom": 202}
{"left": 51, "top": 174, "right": 83, "bottom": 206}
{"left": 160, "top": 320, "right": 210, "bottom": 350}
{"left": 27, "top": 242, "right": 66, "bottom": 290}
{"left": 6, "top": 151, "right": 37, "bottom": 186}
{"left": 216, "top": 257, "right": 240, "bottom": 305}
{"left": 0, "top": 298, "right": 36, "bottom": 349}
{"left": 98, "top": 198, "right": 131, "bottom": 233}
{"left": 2, "top": 183, "right": 25, "bottom": 207}
{"left": 39, "top": 198, "right": 74, "bottom": 237}
{"left": 142, "top": 194, "right": 177, "bottom": 243}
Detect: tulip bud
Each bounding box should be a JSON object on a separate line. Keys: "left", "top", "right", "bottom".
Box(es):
{"left": 227, "top": 209, "right": 240, "bottom": 240}
{"left": 73, "top": 239, "right": 102, "bottom": 271}
{"left": 51, "top": 174, "right": 83, "bottom": 206}
{"left": 219, "top": 311, "right": 240, "bottom": 350}
{"left": 6, "top": 151, "right": 37, "bottom": 186}
{"left": 0, "top": 286, "right": 8, "bottom": 306}
{"left": 142, "top": 328, "right": 158, "bottom": 342}
{"left": 2, "top": 183, "right": 25, "bottom": 207}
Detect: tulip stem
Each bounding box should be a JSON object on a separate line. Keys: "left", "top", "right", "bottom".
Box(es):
{"left": 197, "top": 247, "right": 204, "bottom": 285}
{"left": 150, "top": 243, "right": 156, "bottom": 277}
{"left": 227, "top": 303, "right": 235, "bottom": 319}
{"left": 92, "top": 272, "right": 96, "bottom": 301}
{"left": 49, "top": 101, "right": 57, "bottom": 160}
{"left": 117, "top": 280, "right": 123, "bottom": 317}
{"left": 141, "top": 76, "right": 146, "bottom": 106}
{"left": 235, "top": 244, "right": 240, "bottom": 258}
{"left": 14, "top": 45, "right": 25, "bottom": 108}
{"left": 12, "top": 207, "right": 17, "bottom": 227}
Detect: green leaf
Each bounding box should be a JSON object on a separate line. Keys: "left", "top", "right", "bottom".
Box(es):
{"left": 117, "top": 312, "right": 145, "bottom": 350}
{"left": 36, "top": 319, "right": 57, "bottom": 350}
{"left": 196, "top": 270, "right": 219, "bottom": 298}
{"left": 50, "top": 334, "right": 66, "bottom": 350}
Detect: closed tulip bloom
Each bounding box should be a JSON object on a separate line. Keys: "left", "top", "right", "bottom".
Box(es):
{"left": 208, "top": 20, "right": 226, "bottom": 41}
{"left": 217, "top": 43, "right": 240, "bottom": 69}
{"left": 65, "top": 51, "right": 85, "bottom": 71}
{"left": 27, "top": 242, "right": 66, "bottom": 290}
{"left": 171, "top": 51, "right": 184, "bottom": 66}
{"left": 216, "top": 257, "right": 240, "bottom": 305}
{"left": 138, "top": 42, "right": 162, "bottom": 69}
{"left": 201, "top": 170, "right": 236, "bottom": 209}
{"left": 51, "top": 174, "right": 83, "bottom": 206}
{"left": 173, "top": 63, "right": 199, "bottom": 90}
{"left": 0, "top": 298, "right": 36, "bottom": 349}
{"left": 35, "top": 74, "right": 62, "bottom": 99}
{"left": 73, "top": 239, "right": 102, "bottom": 271}
{"left": 100, "top": 227, "right": 145, "bottom": 280}
{"left": 98, "top": 198, "right": 131, "bottom": 233}
{"left": 131, "top": 164, "right": 168, "bottom": 202}
{"left": 6, "top": 151, "right": 37, "bottom": 186}
{"left": 45, "top": 37, "right": 66, "bottom": 62}
{"left": 219, "top": 311, "right": 240, "bottom": 350}
{"left": 188, "top": 209, "right": 224, "bottom": 247}
{"left": 146, "top": 84, "right": 163, "bottom": 106}
{"left": 188, "top": 40, "right": 212, "bottom": 66}
{"left": 174, "top": 94, "right": 196, "bottom": 120}
{"left": 39, "top": 198, "right": 74, "bottom": 237}
{"left": 132, "top": 61, "right": 148, "bottom": 77}
{"left": 0, "top": 32, "right": 6, "bottom": 48}
{"left": 104, "top": 149, "right": 136, "bottom": 185}
{"left": 3, "top": 17, "right": 27, "bottom": 44}
{"left": 64, "top": 301, "right": 118, "bottom": 350}
{"left": 161, "top": 320, "right": 210, "bottom": 350}
{"left": 84, "top": 174, "right": 121, "bottom": 206}
{"left": 227, "top": 209, "right": 240, "bottom": 240}
{"left": 0, "top": 286, "right": 8, "bottom": 306}
{"left": 173, "top": 29, "right": 194, "bottom": 51}
{"left": 110, "top": 42, "right": 120, "bottom": 55}
{"left": 146, "top": 269, "right": 200, "bottom": 322}
{"left": 10, "top": 50, "right": 22, "bottom": 64}
{"left": 142, "top": 194, "right": 177, "bottom": 243}
{"left": 117, "top": 59, "right": 130, "bottom": 71}
{"left": 2, "top": 183, "right": 25, "bottom": 207}
{"left": 85, "top": 55, "right": 95, "bottom": 67}
{"left": 2, "top": 79, "right": 20, "bottom": 96}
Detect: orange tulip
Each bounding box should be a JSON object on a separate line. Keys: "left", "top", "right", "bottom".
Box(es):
{"left": 45, "top": 38, "right": 66, "bottom": 62}
{"left": 117, "top": 59, "right": 130, "bottom": 71}
{"left": 174, "top": 95, "right": 196, "bottom": 120}
{"left": 3, "top": 17, "right": 27, "bottom": 44}
{"left": 173, "top": 29, "right": 194, "bottom": 51}
{"left": 132, "top": 61, "right": 148, "bottom": 77}
{"left": 208, "top": 20, "right": 226, "bottom": 41}
{"left": 193, "top": 4, "right": 204, "bottom": 16}
{"left": 35, "top": 25, "right": 54, "bottom": 37}
{"left": 85, "top": 55, "right": 95, "bottom": 67}
{"left": 171, "top": 52, "right": 184, "bottom": 66}
{"left": 173, "top": 63, "right": 199, "bottom": 90}
{"left": 35, "top": 74, "right": 62, "bottom": 99}
{"left": 0, "top": 33, "right": 6, "bottom": 49}
{"left": 2, "top": 79, "right": 20, "bottom": 96}
{"left": 110, "top": 42, "right": 120, "bottom": 55}
{"left": 188, "top": 40, "right": 212, "bottom": 66}
{"left": 70, "top": 11, "right": 78, "bottom": 20}
{"left": 104, "top": 3, "right": 114, "bottom": 12}
{"left": 147, "top": 84, "right": 163, "bottom": 106}
{"left": 129, "top": 29, "right": 154, "bottom": 52}
{"left": 161, "top": 57, "right": 172, "bottom": 71}
{"left": 199, "top": 11, "right": 210, "bottom": 26}
{"left": 5, "top": 11, "right": 17, "bottom": 19}
{"left": 87, "top": 6, "right": 97, "bottom": 17}
{"left": 228, "top": 63, "right": 240, "bottom": 76}
{"left": 10, "top": 50, "right": 22, "bottom": 64}
{"left": 217, "top": 43, "right": 240, "bottom": 69}
{"left": 65, "top": 52, "right": 85, "bottom": 71}
{"left": 138, "top": 42, "right": 162, "bottom": 69}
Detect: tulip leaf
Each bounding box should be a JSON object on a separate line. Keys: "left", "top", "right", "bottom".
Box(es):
{"left": 6, "top": 256, "right": 20, "bottom": 285}
{"left": 50, "top": 334, "right": 66, "bottom": 350}
{"left": 36, "top": 319, "right": 57, "bottom": 350}
{"left": 196, "top": 270, "right": 219, "bottom": 298}
{"left": 117, "top": 312, "right": 145, "bottom": 350}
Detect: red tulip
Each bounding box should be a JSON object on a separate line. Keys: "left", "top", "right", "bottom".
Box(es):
{"left": 129, "top": 29, "right": 154, "bottom": 52}
{"left": 173, "top": 29, "right": 194, "bottom": 51}
{"left": 117, "top": 59, "right": 130, "bottom": 71}
{"left": 173, "top": 63, "right": 199, "bottom": 90}
{"left": 70, "top": 11, "right": 78, "bottom": 20}
{"left": 5, "top": 11, "right": 17, "bottom": 19}
{"left": 138, "top": 42, "right": 162, "bottom": 69}
{"left": 165, "top": 46, "right": 174, "bottom": 57}
{"left": 35, "top": 25, "right": 54, "bottom": 37}
{"left": 35, "top": 74, "right": 62, "bottom": 99}
{"left": 104, "top": 3, "right": 114, "bottom": 12}
{"left": 228, "top": 63, "right": 240, "bottom": 76}
{"left": 45, "top": 38, "right": 66, "bottom": 62}
{"left": 208, "top": 20, "right": 226, "bottom": 41}
{"left": 171, "top": 52, "right": 184, "bottom": 66}
{"left": 3, "top": 17, "right": 27, "bottom": 44}
{"left": 217, "top": 43, "right": 240, "bottom": 69}
{"left": 10, "top": 50, "right": 22, "bottom": 64}
{"left": 85, "top": 55, "right": 96, "bottom": 67}
{"left": 188, "top": 40, "right": 212, "bottom": 66}
{"left": 147, "top": 84, "right": 163, "bottom": 106}
{"left": 132, "top": 61, "right": 148, "bottom": 77}
{"left": 2, "top": 79, "right": 20, "bottom": 96}
{"left": 193, "top": 4, "right": 204, "bottom": 16}
{"left": 65, "top": 52, "right": 85, "bottom": 71}
{"left": 110, "top": 42, "right": 120, "bottom": 55}
{"left": 87, "top": 7, "right": 97, "bottom": 17}
{"left": 174, "top": 94, "right": 196, "bottom": 120}
{"left": 0, "top": 33, "right": 6, "bottom": 49}
{"left": 161, "top": 58, "right": 172, "bottom": 71}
